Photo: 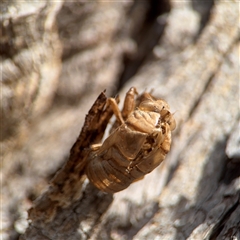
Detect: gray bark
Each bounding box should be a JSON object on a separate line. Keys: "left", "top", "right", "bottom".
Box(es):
{"left": 1, "top": 1, "right": 239, "bottom": 239}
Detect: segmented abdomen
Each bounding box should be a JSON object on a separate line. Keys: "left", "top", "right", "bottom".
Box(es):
{"left": 86, "top": 146, "right": 138, "bottom": 193}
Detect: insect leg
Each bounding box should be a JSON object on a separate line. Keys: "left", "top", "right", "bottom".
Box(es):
{"left": 121, "top": 87, "right": 138, "bottom": 120}
{"left": 107, "top": 98, "right": 125, "bottom": 125}
{"left": 160, "top": 109, "right": 176, "bottom": 131}
{"left": 90, "top": 143, "right": 102, "bottom": 151}
{"left": 160, "top": 123, "right": 172, "bottom": 153}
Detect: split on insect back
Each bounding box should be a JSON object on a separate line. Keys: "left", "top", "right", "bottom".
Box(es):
{"left": 85, "top": 87, "right": 176, "bottom": 194}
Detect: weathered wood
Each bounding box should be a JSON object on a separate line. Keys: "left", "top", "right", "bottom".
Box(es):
{"left": 1, "top": 1, "right": 62, "bottom": 143}
{"left": 133, "top": 40, "right": 240, "bottom": 240}
{"left": 55, "top": 1, "right": 133, "bottom": 102}
{"left": 21, "top": 92, "right": 114, "bottom": 240}
{"left": 99, "top": 1, "right": 240, "bottom": 239}
{"left": 1, "top": 1, "right": 239, "bottom": 239}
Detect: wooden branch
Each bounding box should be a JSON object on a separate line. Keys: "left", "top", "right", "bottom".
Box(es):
{"left": 21, "top": 92, "right": 114, "bottom": 239}
{"left": 3, "top": 1, "right": 239, "bottom": 239}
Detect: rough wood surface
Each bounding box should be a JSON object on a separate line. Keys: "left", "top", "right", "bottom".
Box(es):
{"left": 1, "top": 0, "right": 62, "bottom": 144}
{"left": 22, "top": 92, "right": 114, "bottom": 240}
{"left": 1, "top": 1, "right": 239, "bottom": 240}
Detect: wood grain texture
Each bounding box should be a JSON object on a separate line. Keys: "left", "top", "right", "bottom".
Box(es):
{"left": 21, "top": 92, "right": 114, "bottom": 240}
{"left": 2, "top": 1, "right": 239, "bottom": 239}
{"left": 1, "top": 1, "right": 62, "bottom": 143}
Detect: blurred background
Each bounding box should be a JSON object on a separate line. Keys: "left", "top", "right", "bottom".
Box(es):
{"left": 1, "top": 1, "right": 239, "bottom": 239}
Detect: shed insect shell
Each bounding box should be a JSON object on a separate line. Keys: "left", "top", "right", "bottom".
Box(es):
{"left": 86, "top": 87, "right": 176, "bottom": 193}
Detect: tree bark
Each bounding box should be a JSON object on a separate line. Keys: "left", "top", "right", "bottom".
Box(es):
{"left": 1, "top": 1, "right": 239, "bottom": 239}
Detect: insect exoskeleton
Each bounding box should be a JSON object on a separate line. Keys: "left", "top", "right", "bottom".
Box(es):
{"left": 86, "top": 87, "right": 176, "bottom": 193}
